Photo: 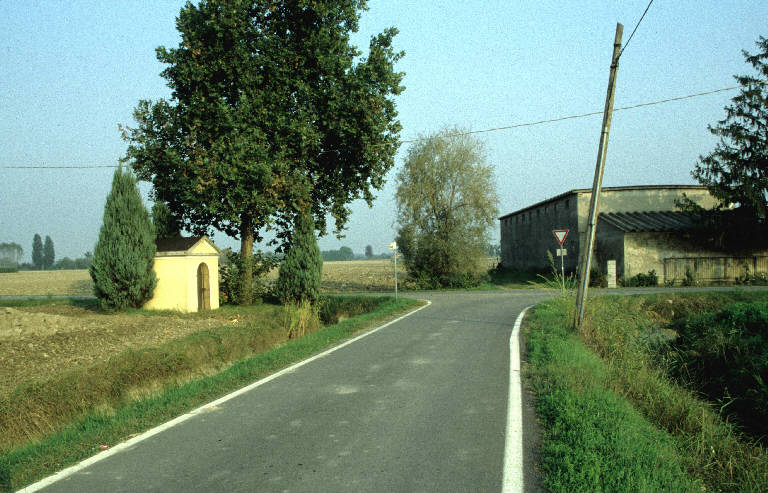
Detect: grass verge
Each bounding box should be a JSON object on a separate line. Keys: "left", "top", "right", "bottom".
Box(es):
{"left": 0, "top": 296, "right": 422, "bottom": 491}
{"left": 525, "top": 297, "right": 697, "bottom": 492}
{"left": 525, "top": 292, "right": 768, "bottom": 492}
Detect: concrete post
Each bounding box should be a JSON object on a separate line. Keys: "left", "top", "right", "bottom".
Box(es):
{"left": 607, "top": 260, "right": 617, "bottom": 288}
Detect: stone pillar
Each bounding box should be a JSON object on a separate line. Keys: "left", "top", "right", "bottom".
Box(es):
{"left": 607, "top": 260, "right": 617, "bottom": 288}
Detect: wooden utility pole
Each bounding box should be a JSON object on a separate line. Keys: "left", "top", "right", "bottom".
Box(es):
{"left": 573, "top": 23, "right": 623, "bottom": 329}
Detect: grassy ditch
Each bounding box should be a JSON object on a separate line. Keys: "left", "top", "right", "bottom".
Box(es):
{"left": 525, "top": 291, "right": 768, "bottom": 492}
{"left": 0, "top": 295, "right": 422, "bottom": 491}
{"left": 525, "top": 298, "right": 697, "bottom": 492}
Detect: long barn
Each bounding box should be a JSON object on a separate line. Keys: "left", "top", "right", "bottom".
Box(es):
{"left": 498, "top": 185, "right": 733, "bottom": 282}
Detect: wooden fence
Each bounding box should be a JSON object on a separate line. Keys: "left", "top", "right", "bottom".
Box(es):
{"left": 663, "top": 256, "right": 768, "bottom": 285}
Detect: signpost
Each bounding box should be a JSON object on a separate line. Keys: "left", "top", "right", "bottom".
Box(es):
{"left": 389, "top": 241, "right": 398, "bottom": 300}
{"left": 552, "top": 229, "right": 569, "bottom": 292}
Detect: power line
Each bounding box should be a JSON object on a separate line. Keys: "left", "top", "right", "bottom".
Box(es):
{"left": 618, "top": 0, "right": 655, "bottom": 59}
{"left": 403, "top": 85, "right": 739, "bottom": 143}
{"left": 0, "top": 84, "right": 741, "bottom": 169}
{"left": 0, "top": 165, "right": 121, "bottom": 169}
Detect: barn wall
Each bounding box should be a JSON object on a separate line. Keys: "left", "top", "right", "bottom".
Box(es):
{"left": 501, "top": 186, "right": 719, "bottom": 274}
{"left": 500, "top": 194, "right": 578, "bottom": 271}
{"left": 623, "top": 232, "right": 722, "bottom": 282}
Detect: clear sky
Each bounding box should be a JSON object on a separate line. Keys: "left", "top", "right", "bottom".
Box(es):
{"left": 1, "top": 1, "right": 766, "bottom": 262}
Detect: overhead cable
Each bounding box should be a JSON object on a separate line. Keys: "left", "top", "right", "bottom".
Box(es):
{"left": 0, "top": 84, "right": 742, "bottom": 169}
{"left": 618, "top": 0, "right": 655, "bottom": 59}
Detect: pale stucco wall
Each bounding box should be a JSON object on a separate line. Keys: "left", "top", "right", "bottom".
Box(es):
{"left": 623, "top": 233, "right": 768, "bottom": 284}
{"left": 144, "top": 254, "right": 219, "bottom": 312}
{"left": 623, "top": 232, "right": 726, "bottom": 283}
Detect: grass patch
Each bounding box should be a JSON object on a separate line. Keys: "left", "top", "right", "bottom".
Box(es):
{"left": 0, "top": 296, "right": 422, "bottom": 491}
{"left": 0, "top": 297, "right": 98, "bottom": 309}
{"left": 526, "top": 291, "right": 768, "bottom": 492}
{"left": 525, "top": 297, "right": 697, "bottom": 492}
{"left": 487, "top": 267, "right": 541, "bottom": 289}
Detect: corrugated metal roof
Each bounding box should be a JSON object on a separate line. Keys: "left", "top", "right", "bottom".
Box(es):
{"left": 598, "top": 211, "right": 699, "bottom": 232}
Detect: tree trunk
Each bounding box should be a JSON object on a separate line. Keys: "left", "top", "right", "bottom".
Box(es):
{"left": 240, "top": 218, "right": 254, "bottom": 305}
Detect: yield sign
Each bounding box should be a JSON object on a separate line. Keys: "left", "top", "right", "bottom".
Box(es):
{"left": 553, "top": 229, "right": 569, "bottom": 246}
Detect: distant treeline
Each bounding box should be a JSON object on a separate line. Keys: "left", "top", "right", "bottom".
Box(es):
{"left": 321, "top": 245, "right": 390, "bottom": 262}
{"left": 14, "top": 253, "right": 93, "bottom": 271}
{"left": 0, "top": 238, "right": 93, "bottom": 272}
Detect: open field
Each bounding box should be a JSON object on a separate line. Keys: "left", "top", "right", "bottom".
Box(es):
{"left": 312, "top": 259, "right": 407, "bottom": 292}
{"left": 0, "top": 261, "right": 409, "bottom": 297}
{"left": 0, "top": 270, "right": 92, "bottom": 296}
{"left": 0, "top": 258, "right": 504, "bottom": 298}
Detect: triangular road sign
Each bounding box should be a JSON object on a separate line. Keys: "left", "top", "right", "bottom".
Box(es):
{"left": 553, "top": 229, "right": 569, "bottom": 246}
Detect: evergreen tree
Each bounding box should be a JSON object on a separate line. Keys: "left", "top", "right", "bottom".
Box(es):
{"left": 43, "top": 236, "right": 55, "bottom": 270}
{"left": 31, "top": 234, "right": 43, "bottom": 270}
{"left": 151, "top": 200, "right": 182, "bottom": 238}
{"left": 276, "top": 212, "right": 322, "bottom": 304}
{"left": 90, "top": 167, "right": 157, "bottom": 310}
{"left": 689, "top": 36, "right": 768, "bottom": 249}
{"left": 365, "top": 245, "right": 373, "bottom": 258}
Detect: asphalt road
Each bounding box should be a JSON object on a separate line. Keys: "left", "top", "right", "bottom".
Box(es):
{"left": 29, "top": 290, "right": 552, "bottom": 493}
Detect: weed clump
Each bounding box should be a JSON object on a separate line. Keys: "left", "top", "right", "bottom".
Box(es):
{"left": 666, "top": 302, "right": 768, "bottom": 444}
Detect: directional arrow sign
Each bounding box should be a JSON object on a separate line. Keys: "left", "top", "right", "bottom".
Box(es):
{"left": 553, "top": 229, "right": 569, "bottom": 246}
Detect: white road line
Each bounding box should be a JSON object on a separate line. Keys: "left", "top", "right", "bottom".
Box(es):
{"left": 18, "top": 300, "right": 432, "bottom": 493}
{"left": 502, "top": 305, "right": 533, "bottom": 493}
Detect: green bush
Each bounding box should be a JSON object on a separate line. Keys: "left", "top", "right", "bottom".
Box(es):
{"left": 621, "top": 269, "right": 658, "bottom": 287}
{"left": 667, "top": 302, "right": 768, "bottom": 443}
{"left": 589, "top": 268, "right": 607, "bottom": 288}
{"left": 0, "top": 266, "right": 18, "bottom": 273}
{"left": 275, "top": 212, "right": 322, "bottom": 304}
{"left": 89, "top": 167, "right": 157, "bottom": 310}
{"left": 317, "top": 296, "right": 385, "bottom": 325}
{"left": 219, "top": 250, "right": 279, "bottom": 305}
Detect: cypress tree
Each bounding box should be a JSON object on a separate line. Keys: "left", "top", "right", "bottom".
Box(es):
{"left": 32, "top": 234, "right": 43, "bottom": 270}
{"left": 276, "top": 211, "right": 322, "bottom": 304}
{"left": 43, "top": 236, "right": 55, "bottom": 270}
{"left": 90, "top": 167, "right": 157, "bottom": 310}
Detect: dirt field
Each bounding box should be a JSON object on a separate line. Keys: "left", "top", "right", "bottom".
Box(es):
{"left": 0, "top": 303, "right": 262, "bottom": 397}
{"left": 320, "top": 259, "right": 406, "bottom": 291}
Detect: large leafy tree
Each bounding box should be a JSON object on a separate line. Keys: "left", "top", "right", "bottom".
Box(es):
{"left": 395, "top": 128, "right": 498, "bottom": 288}
{"left": 690, "top": 36, "right": 768, "bottom": 248}
{"left": 122, "top": 0, "right": 404, "bottom": 303}
{"left": 0, "top": 242, "right": 23, "bottom": 266}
